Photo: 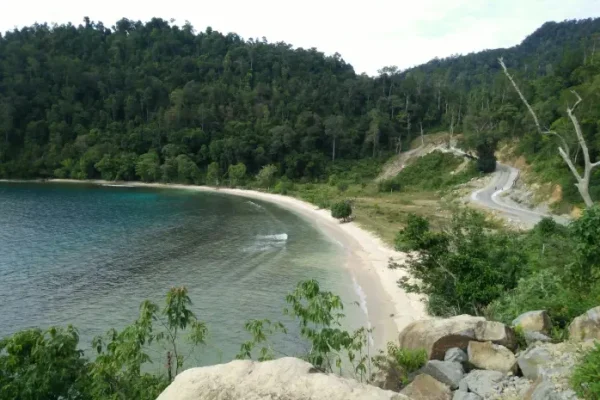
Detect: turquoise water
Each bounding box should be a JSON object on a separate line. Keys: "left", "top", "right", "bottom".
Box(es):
{"left": 0, "top": 182, "right": 365, "bottom": 366}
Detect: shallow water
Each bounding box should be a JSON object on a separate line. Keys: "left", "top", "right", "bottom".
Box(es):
{"left": 0, "top": 182, "right": 366, "bottom": 366}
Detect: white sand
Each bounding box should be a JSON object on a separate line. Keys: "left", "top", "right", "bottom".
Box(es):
{"left": 47, "top": 180, "right": 429, "bottom": 348}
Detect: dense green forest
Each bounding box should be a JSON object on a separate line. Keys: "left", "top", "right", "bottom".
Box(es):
{"left": 1, "top": 17, "right": 600, "bottom": 204}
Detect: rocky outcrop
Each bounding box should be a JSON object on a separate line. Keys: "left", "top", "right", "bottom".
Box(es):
{"left": 156, "top": 357, "right": 409, "bottom": 400}
{"left": 513, "top": 310, "right": 552, "bottom": 334}
{"left": 401, "top": 374, "right": 451, "bottom": 400}
{"left": 421, "top": 360, "right": 464, "bottom": 389}
{"left": 569, "top": 306, "right": 600, "bottom": 341}
{"left": 467, "top": 341, "right": 517, "bottom": 373}
{"left": 398, "top": 315, "right": 485, "bottom": 360}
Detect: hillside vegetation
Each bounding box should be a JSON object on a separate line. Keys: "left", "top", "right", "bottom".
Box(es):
{"left": 1, "top": 18, "right": 600, "bottom": 211}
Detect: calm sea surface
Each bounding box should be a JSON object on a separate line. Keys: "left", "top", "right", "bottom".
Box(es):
{"left": 0, "top": 182, "right": 365, "bottom": 367}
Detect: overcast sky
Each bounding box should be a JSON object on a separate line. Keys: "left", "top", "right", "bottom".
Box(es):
{"left": 1, "top": 0, "right": 598, "bottom": 75}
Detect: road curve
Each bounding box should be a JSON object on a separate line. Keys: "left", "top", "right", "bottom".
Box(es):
{"left": 470, "top": 163, "right": 559, "bottom": 228}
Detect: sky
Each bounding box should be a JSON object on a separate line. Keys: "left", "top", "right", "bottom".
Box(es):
{"left": 1, "top": 0, "right": 599, "bottom": 75}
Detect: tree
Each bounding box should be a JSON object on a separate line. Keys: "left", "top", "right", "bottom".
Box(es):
{"left": 135, "top": 151, "right": 161, "bottom": 182}
{"left": 256, "top": 164, "right": 278, "bottom": 189}
{"left": 228, "top": 162, "right": 247, "bottom": 187}
{"left": 331, "top": 200, "right": 352, "bottom": 222}
{"left": 500, "top": 58, "right": 600, "bottom": 207}
{"left": 324, "top": 115, "right": 344, "bottom": 162}
{"left": 206, "top": 162, "right": 220, "bottom": 186}
{"left": 392, "top": 209, "right": 525, "bottom": 316}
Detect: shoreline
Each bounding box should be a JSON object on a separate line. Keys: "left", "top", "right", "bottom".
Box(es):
{"left": 4, "top": 179, "right": 428, "bottom": 349}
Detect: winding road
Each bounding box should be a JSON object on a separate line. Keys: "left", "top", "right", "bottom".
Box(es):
{"left": 470, "top": 163, "right": 566, "bottom": 228}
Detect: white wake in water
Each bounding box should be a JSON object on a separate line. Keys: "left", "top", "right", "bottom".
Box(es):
{"left": 257, "top": 233, "right": 288, "bottom": 241}
{"left": 352, "top": 276, "right": 374, "bottom": 346}
{"left": 246, "top": 200, "right": 265, "bottom": 210}
{"left": 243, "top": 233, "right": 288, "bottom": 253}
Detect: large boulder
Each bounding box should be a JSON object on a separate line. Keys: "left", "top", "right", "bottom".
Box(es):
{"left": 513, "top": 310, "right": 552, "bottom": 334}
{"left": 398, "top": 315, "right": 485, "bottom": 360}
{"left": 467, "top": 341, "right": 517, "bottom": 373}
{"left": 569, "top": 305, "right": 600, "bottom": 341}
{"left": 460, "top": 370, "right": 505, "bottom": 398}
{"left": 518, "top": 341, "right": 595, "bottom": 385}
{"left": 474, "top": 320, "right": 517, "bottom": 351}
{"left": 401, "top": 374, "right": 451, "bottom": 400}
{"left": 156, "top": 357, "right": 409, "bottom": 400}
{"left": 421, "top": 360, "right": 464, "bottom": 389}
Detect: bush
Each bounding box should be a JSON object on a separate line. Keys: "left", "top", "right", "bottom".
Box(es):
{"left": 371, "top": 343, "right": 427, "bottom": 391}
{"left": 378, "top": 178, "right": 401, "bottom": 193}
{"left": 337, "top": 181, "right": 349, "bottom": 192}
{"left": 273, "top": 178, "right": 294, "bottom": 195}
{"left": 392, "top": 209, "right": 526, "bottom": 316}
{"left": 331, "top": 200, "right": 352, "bottom": 221}
{"left": 571, "top": 342, "right": 600, "bottom": 399}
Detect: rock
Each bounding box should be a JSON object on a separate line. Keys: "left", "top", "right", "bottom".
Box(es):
{"left": 398, "top": 315, "right": 485, "bottom": 360}
{"left": 401, "top": 374, "right": 451, "bottom": 400}
{"left": 513, "top": 310, "right": 552, "bottom": 334}
{"left": 569, "top": 305, "right": 600, "bottom": 341}
{"left": 156, "top": 357, "right": 408, "bottom": 400}
{"left": 421, "top": 360, "right": 464, "bottom": 389}
{"left": 492, "top": 375, "right": 533, "bottom": 399}
{"left": 461, "top": 370, "right": 505, "bottom": 398}
{"left": 474, "top": 320, "right": 517, "bottom": 351}
{"left": 517, "top": 346, "right": 553, "bottom": 381}
{"left": 452, "top": 391, "right": 482, "bottom": 400}
{"left": 518, "top": 341, "right": 595, "bottom": 388}
{"left": 524, "top": 378, "right": 579, "bottom": 400}
{"left": 467, "top": 341, "right": 517, "bottom": 373}
{"left": 445, "top": 347, "right": 468, "bottom": 363}
{"left": 524, "top": 330, "right": 552, "bottom": 346}
{"left": 458, "top": 379, "right": 469, "bottom": 392}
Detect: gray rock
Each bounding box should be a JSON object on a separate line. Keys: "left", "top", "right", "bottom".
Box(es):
{"left": 569, "top": 305, "right": 600, "bottom": 341}
{"left": 458, "top": 379, "right": 469, "bottom": 392}
{"left": 421, "top": 360, "right": 464, "bottom": 389}
{"left": 513, "top": 310, "right": 552, "bottom": 334}
{"left": 524, "top": 379, "right": 579, "bottom": 400}
{"left": 517, "top": 346, "right": 552, "bottom": 380}
{"left": 524, "top": 330, "right": 552, "bottom": 346}
{"left": 445, "top": 347, "right": 468, "bottom": 363}
{"left": 452, "top": 391, "right": 482, "bottom": 400}
{"left": 461, "top": 370, "right": 505, "bottom": 398}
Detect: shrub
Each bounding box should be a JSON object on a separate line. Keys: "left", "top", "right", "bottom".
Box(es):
{"left": 378, "top": 179, "right": 401, "bottom": 193}
{"left": 571, "top": 342, "right": 600, "bottom": 399}
{"left": 337, "top": 181, "right": 349, "bottom": 192}
{"left": 393, "top": 209, "right": 526, "bottom": 316}
{"left": 371, "top": 343, "right": 427, "bottom": 391}
{"left": 331, "top": 200, "right": 352, "bottom": 222}
{"left": 273, "top": 178, "right": 294, "bottom": 195}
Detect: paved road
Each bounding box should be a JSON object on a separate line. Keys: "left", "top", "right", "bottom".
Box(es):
{"left": 470, "top": 163, "right": 561, "bottom": 228}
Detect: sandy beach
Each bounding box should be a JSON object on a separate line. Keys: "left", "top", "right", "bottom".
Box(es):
{"left": 39, "top": 179, "right": 429, "bottom": 349}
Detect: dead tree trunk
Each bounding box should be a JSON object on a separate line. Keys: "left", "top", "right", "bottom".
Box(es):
{"left": 500, "top": 57, "right": 599, "bottom": 207}
{"left": 420, "top": 121, "right": 425, "bottom": 146}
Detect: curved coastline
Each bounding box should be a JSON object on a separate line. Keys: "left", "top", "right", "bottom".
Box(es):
{"left": 17, "top": 179, "right": 429, "bottom": 349}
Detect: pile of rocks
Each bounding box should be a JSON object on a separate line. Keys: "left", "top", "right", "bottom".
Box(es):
{"left": 393, "top": 306, "right": 600, "bottom": 400}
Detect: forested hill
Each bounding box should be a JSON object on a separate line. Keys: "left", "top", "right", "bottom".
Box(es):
{"left": 1, "top": 17, "right": 600, "bottom": 193}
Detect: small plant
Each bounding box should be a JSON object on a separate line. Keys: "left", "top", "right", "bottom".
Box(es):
{"left": 571, "top": 342, "right": 600, "bottom": 399}
{"left": 331, "top": 200, "right": 352, "bottom": 222}
{"left": 371, "top": 343, "right": 427, "bottom": 391}
{"left": 514, "top": 326, "right": 528, "bottom": 350}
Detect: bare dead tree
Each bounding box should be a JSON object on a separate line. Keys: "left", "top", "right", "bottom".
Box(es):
{"left": 419, "top": 121, "right": 425, "bottom": 146}
{"left": 499, "top": 57, "right": 599, "bottom": 207}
